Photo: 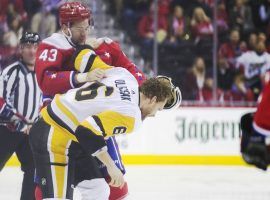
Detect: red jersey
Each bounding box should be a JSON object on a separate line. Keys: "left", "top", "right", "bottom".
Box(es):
{"left": 93, "top": 37, "right": 145, "bottom": 85}
{"left": 35, "top": 33, "right": 146, "bottom": 98}
{"left": 253, "top": 80, "right": 270, "bottom": 135}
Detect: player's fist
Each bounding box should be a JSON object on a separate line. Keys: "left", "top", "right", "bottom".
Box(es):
{"left": 86, "top": 68, "right": 106, "bottom": 82}
{"left": 107, "top": 165, "right": 125, "bottom": 188}
{"left": 75, "top": 69, "right": 106, "bottom": 84}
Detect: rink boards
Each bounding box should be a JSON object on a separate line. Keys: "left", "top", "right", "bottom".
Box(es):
{"left": 7, "top": 107, "right": 255, "bottom": 166}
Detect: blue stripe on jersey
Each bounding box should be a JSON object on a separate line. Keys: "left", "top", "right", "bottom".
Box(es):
{"left": 98, "top": 136, "right": 126, "bottom": 176}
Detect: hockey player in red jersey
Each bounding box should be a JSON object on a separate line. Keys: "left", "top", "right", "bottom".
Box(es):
{"left": 34, "top": 2, "right": 146, "bottom": 200}
{"left": 240, "top": 71, "right": 270, "bottom": 171}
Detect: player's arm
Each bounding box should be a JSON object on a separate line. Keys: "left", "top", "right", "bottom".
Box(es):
{"left": 35, "top": 44, "right": 106, "bottom": 96}
{"left": 35, "top": 44, "right": 78, "bottom": 95}
{"left": 76, "top": 40, "right": 146, "bottom": 85}
{"left": 74, "top": 45, "right": 112, "bottom": 72}
{"left": 74, "top": 110, "right": 135, "bottom": 155}
{"left": 105, "top": 40, "right": 146, "bottom": 85}
{"left": 71, "top": 45, "right": 117, "bottom": 85}
{"left": 75, "top": 118, "right": 123, "bottom": 189}
{"left": 74, "top": 111, "right": 135, "bottom": 187}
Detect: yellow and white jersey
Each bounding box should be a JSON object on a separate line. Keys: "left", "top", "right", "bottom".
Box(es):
{"left": 41, "top": 67, "right": 142, "bottom": 141}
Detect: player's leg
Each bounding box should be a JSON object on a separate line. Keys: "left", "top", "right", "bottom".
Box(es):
{"left": 15, "top": 135, "right": 35, "bottom": 200}
{"left": 33, "top": 155, "right": 75, "bottom": 200}
{"left": 29, "top": 118, "right": 75, "bottom": 199}
{"left": 74, "top": 148, "right": 110, "bottom": 200}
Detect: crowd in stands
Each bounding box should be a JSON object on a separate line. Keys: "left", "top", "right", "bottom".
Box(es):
{"left": 107, "top": 0, "right": 270, "bottom": 105}
{"left": 0, "top": 0, "right": 61, "bottom": 67}
{"left": 1, "top": 0, "right": 270, "bottom": 105}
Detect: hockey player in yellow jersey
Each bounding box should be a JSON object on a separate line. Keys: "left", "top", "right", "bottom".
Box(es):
{"left": 29, "top": 53, "right": 181, "bottom": 199}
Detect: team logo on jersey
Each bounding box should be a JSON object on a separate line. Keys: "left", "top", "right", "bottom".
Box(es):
{"left": 113, "top": 126, "right": 127, "bottom": 134}
{"left": 136, "top": 72, "right": 142, "bottom": 77}
{"left": 41, "top": 178, "right": 46, "bottom": 185}
{"left": 51, "top": 73, "right": 57, "bottom": 79}
{"left": 104, "top": 52, "right": 110, "bottom": 58}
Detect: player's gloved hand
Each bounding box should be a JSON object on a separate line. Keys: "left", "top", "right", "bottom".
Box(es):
{"left": 243, "top": 142, "right": 268, "bottom": 171}
{"left": 107, "top": 165, "right": 125, "bottom": 188}
{"left": 241, "top": 131, "right": 269, "bottom": 171}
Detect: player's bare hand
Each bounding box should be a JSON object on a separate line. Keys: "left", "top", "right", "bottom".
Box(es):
{"left": 107, "top": 165, "right": 125, "bottom": 188}
{"left": 86, "top": 68, "right": 106, "bottom": 82}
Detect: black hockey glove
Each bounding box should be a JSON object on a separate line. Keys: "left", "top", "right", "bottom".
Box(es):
{"left": 241, "top": 134, "right": 268, "bottom": 171}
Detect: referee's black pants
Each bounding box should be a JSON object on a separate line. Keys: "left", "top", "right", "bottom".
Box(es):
{"left": 0, "top": 125, "right": 35, "bottom": 200}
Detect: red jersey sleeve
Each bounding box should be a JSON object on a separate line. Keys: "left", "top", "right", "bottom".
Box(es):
{"left": 254, "top": 80, "right": 270, "bottom": 131}
{"left": 35, "top": 43, "right": 76, "bottom": 96}
{"left": 104, "top": 41, "right": 146, "bottom": 85}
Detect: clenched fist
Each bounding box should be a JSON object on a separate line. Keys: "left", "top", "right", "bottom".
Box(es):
{"left": 86, "top": 68, "right": 106, "bottom": 82}
{"left": 75, "top": 68, "right": 106, "bottom": 83}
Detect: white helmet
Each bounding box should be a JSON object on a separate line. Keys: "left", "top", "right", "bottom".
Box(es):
{"left": 156, "top": 75, "right": 182, "bottom": 109}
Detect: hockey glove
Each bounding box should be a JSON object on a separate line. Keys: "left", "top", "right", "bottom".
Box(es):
{"left": 241, "top": 128, "right": 269, "bottom": 170}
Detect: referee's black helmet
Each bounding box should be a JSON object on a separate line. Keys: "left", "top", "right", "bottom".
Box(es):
{"left": 20, "top": 32, "right": 40, "bottom": 44}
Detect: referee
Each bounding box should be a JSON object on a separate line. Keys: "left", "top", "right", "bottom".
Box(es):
{"left": 0, "top": 32, "right": 42, "bottom": 200}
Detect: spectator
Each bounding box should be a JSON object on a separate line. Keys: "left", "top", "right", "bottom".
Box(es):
{"left": 229, "top": 0, "right": 254, "bottom": 34}
{"left": 258, "top": 32, "right": 267, "bottom": 43}
{"left": 216, "top": 1, "right": 229, "bottom": 33}
{"left": 236, "top": 41, "right": 270, "bottom": 100}
{"left": 31, "top": 6, "right": 56, "bottom": 39}
{"left": 247, "top": 32, "right": 257, "bottom": 50}
{"left": 182, "top": 57, "right": 207, "bottom": 100}
{"left": 226, "top": 72, "right": 254, "bottom": 102}
{"left": 249, "top": 0, "right": 270, "bottom": 32}
{"left": 190, "top": 7, "right": 213, "bottom": 42}
{"left": 218, "top": 29, "right": 244, "bottom": 68}
{"left": 217, "top": 57, "right": 235, "bottom": 91}
{"left": 183, "top": 0, "right": 212, "bottom": 18}
{"left": 158, "top": 0, "right": 172, "bottom": 17}
{"left": 121, "top": 0, "right": 150, "bottom": 39}
{"left": 200, "top": 77, "right": 224, "bottom": 103}
{"left": 3, "top": 13, "right": 23, "bottom": 47}
{"left": 22, "top": 0, "right": 41, "bottom": 20}
{"left": 138, "top": 3, "right": 168, "bottom": 40}
{"left": 0, "top": 0, "right": 9, "bottom": 24}
{"left": 137, "top": 2, "right": 168, "bottom": 58}
{"left": 167, "top": 5, "right": 189, "bottom": 43}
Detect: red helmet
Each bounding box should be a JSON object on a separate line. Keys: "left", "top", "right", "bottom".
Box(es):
{"left": 59, "top": 2, "right": 92, "bottom": 26}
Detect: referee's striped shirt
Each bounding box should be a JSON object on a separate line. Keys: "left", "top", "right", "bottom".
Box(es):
{"left": 0, "top": 61, "right": 42, "bottom": 122}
